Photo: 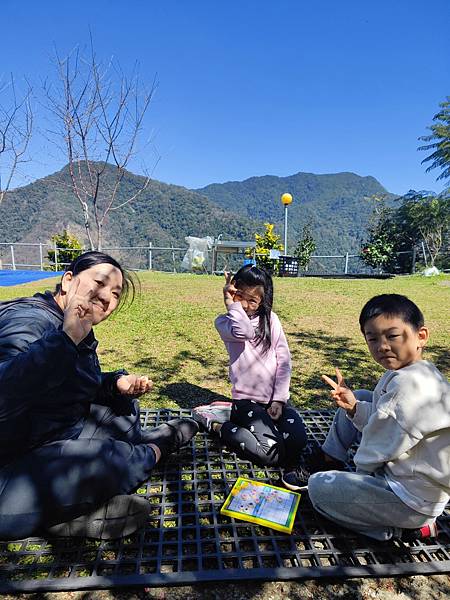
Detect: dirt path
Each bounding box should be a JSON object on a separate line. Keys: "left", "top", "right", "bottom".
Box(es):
{"left": 3, "top": 575, "right": 450, "bottom": 600}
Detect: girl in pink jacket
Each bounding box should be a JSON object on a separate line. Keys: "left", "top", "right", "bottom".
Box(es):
{"left": 194, "top": 265, "right": 307, "bottom": 474}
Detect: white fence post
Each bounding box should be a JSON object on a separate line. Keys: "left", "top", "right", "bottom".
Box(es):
{"left": 148, "top": 242, "right": 153, "bottom": 270}
{"left": 10, "top": 245, "right": 16, "bottom": 270}
{"left": 54, "top": 242, "right": 59, "bottom": 272}
{"left": 171, "top": 244, "right": 176, "bottom": 272}
{"left": 344, "top": 252, "right": 349, "bottom": 274}
{"left": 39, "top": 243, "right": 44, "bottom": 271}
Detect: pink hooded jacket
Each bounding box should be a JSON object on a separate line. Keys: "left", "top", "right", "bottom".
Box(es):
{"left": 215, "top": 301, "right": 291, "bottom": 404}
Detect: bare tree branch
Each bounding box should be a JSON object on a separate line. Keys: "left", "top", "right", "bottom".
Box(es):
{"left": 0, "top": 75, "right": 33, "bottom": 204}
{"left": 44, "top": 40, "right": 157, "bottom": 249}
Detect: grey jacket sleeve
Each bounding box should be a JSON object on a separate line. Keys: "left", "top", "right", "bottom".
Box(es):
{"left": 349, "top": 401, "right": 373, "bottom": 431}
{"left": 354, "top": 410, "right": 420, "bottom": 473}
{"left": 352, "top": 373, "right": 422, "bottom": 473}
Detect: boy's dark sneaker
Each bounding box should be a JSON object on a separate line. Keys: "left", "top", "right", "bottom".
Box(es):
{"left": 401, "top": 522, "right": 438, "bottom": 542}
{"left": 45, "top": 494, "right": 149, "bottom": 540}
{"left": 143, "top": 418, "right": 199, "bottom": 454}
{"left": 281, "top": 465, "right": 311, "bottom": 491}
{"left": 306, "top": 445, "right": 346, "bottom": 474}
{"left": 281, "top": 445, "right": 346, "bottom": 491}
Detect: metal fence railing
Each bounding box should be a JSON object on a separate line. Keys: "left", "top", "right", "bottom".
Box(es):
{"left": 0, "top": 242, "right": 186, "bottom": 273}
{"left": 305, "top": 250, "right": 417, "bottom": 276}
{"left": 0, "top": 242, "right": 443, "bottom": 275}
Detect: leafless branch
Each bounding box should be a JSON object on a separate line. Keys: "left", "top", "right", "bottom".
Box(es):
{"left": 0, "top": 75, "right": 33, "bottom": 204}
{"left": 44, "top": 40, "right": 157, "bottom": 249}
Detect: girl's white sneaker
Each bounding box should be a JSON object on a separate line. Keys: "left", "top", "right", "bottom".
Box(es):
{"left": 192, "top": 402, "right": 232, "bottom": 431}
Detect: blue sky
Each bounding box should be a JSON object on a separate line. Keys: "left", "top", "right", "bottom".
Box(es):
{"left": 2, "top": 0, "right": 449, "bottom": 194}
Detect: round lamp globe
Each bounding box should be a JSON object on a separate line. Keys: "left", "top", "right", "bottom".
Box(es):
{"left": 281, "top": 193, "right": 293, "bottom": 206}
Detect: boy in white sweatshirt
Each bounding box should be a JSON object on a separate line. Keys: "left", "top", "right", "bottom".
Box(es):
{"left": 307, "top": 294, "right": 450, "bottom": 542}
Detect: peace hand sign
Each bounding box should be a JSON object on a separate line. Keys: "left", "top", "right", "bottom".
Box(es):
{"left": 322, "top": 368, "right": 357, "bottom": 416}
{"left": 63, "top": 279, "right": 95, "bottom": 345}
{"left": 223, "top": 271, "right": 237, "bottom": 309}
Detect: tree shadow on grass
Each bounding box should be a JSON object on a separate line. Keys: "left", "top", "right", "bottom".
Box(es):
{"left": 130, "top": 349, "right": 223, "bottom": 381}
{"left": 426, "top": 343, "right": 450, "bottom": 375}
{"left": 289, "top": 330, "right": 381, "bottom": 409}
{"left": 102, "top": 349, "right": 226, "bottom": 381}
{"left": 160, "top": 382, "right": 230, "bottom": 410}
{"left": 112, "top": 348, "right": 229, "bottom": 410}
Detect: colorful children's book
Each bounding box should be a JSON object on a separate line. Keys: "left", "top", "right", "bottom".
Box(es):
{"left": 220, "top": 477, "right": 301, "bottom": 534}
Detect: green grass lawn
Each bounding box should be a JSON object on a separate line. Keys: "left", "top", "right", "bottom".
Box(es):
{"left": 1, "top": 272, "right": 448, "bottom": 411}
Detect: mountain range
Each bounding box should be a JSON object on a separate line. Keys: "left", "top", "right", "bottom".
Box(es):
{"left": 197, "top": 171, "right": 395, "bottom": 255}
{"left": 0, "top": 164, "right": 395, "bottom": 269}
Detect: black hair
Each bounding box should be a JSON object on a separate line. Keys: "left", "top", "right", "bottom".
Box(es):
{"left": 54, "top": 251, "right": 138, "bottom": 310}
{"left": 232, "top": 264, "right": 273, "bottom": 353}
{"left": 359, "top": 294, "right": 424, "bottom": 333}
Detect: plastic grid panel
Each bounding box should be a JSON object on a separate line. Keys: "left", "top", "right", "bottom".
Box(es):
{"left": 0, "top": 409, "right": 449, "bottom": 593}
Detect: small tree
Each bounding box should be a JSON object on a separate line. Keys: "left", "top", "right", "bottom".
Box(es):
{"left": 44, "top": 38, "right": 156, "bottom": 250}
{"left": 360, "top": 195, "right": 397, "bottom": 271}
{"left": 418, "top": 97, "right": 450, "bottom": 183}
{"left": 47, "top": 229, "right": 83, "bottom": 271}
{"left": 400, "top": 190, "right": 450, "bottom": 267}
{"left": 253, "top": 223, "right": 284, "bottom": 272}
{"left": 360, "top": 191, "right": 450, "bottom": 271}
{"left": 360, "top": 234, "right": 395, "bottom": 271}
{"left": 294, "top": 226, "right": 316, "bottom": 270}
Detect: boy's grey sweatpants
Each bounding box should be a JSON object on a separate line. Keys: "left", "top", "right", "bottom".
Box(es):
{"left": 308, "top": 390, "right": 435, "bottom": 541}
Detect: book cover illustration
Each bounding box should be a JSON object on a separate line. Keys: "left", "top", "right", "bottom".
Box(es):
{"left": 220, "top": 477, "right": 301, "bottom": 534}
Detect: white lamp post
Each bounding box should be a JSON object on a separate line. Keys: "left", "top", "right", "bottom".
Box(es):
{"left": 280, "top": 193, "right": 293, "bottom": 255}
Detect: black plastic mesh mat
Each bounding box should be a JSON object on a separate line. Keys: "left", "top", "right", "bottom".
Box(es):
{"left": 1, "top": 408, "right": 449, "bottom": 593}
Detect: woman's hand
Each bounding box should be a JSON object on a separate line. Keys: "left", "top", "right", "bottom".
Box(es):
{"left": 322, "top": 368, "right": 357, "bottom": 416}
{"left": 116, "top": 374, "right": 153, "bottom": 397}
{"left": 267, "top": 400, "right": 283, "bottom": 421}
{"left": 223, "top": 271, "right": 237, "bottom": 309}
{"left": 62, "top": 279, "right": 95, "bottom": 345}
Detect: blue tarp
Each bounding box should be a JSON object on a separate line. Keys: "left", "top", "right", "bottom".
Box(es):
{"left": 0, "top": 270, "right": 64, "bottom": 287}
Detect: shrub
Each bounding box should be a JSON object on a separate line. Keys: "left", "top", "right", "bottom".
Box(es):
{"left": 251, "top": 223, "right": 284, "bottom": 273}
{"left": 47, "top": 230, "right": 83, "bottom": 271}
{"left": 360, "top": 234, "right": 395, "bottom": 270}
{"left": 294, "top": 226, "right": 316, "bottom": 270}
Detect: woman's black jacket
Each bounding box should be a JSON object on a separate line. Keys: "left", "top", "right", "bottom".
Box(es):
{"left": 0, "top": 291, "right": 128, "bottom": 467}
